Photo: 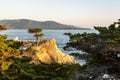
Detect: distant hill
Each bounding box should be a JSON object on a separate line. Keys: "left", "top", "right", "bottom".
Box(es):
{"left": 0, "top": 19, "right": 90, "bottom": 30}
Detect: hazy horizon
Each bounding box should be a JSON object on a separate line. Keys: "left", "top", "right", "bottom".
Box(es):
{"left": 0, "top": 0, "right": 120, "bottom": 28}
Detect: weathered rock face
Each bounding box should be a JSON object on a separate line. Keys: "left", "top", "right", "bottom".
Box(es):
{"left": 28, "top": 39, "right": 77, "bottom": 64}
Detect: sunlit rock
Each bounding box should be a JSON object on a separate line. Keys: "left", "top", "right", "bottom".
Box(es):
{"left": 29, "top": 38, "right": 77, "bottom": 64}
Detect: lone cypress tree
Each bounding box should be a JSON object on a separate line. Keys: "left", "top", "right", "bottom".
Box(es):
{"left": 28, "top": 28, "right": 43, "bottom": 46}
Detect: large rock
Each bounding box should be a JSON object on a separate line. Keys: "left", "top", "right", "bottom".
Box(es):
{"left": 28, "top": 39, "right": 77, "bottom": 64}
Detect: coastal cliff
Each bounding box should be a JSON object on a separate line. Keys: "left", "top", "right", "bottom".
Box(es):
{"left": 24, "top": 39, "right": 77, "bottom": 64}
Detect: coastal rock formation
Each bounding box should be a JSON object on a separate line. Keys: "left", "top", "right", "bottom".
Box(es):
{"left": 26, "top": 39, "right": 77, "bottom": 64}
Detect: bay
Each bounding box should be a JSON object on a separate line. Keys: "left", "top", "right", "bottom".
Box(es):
{"left": 0, "top": 29, "right": 98, "bottom": 65}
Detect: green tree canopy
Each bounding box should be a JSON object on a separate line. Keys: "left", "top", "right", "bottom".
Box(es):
{"left": 64, "top": 20, "right": 120, "bottom": 64}
{"left": 28, "top": 28, "right": 43, "bottom": 46}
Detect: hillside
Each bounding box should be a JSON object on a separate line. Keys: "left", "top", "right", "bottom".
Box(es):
{"left": 0, "top": 19, "right": 89, "bottom": 29}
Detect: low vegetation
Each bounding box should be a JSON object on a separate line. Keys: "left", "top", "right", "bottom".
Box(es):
{"left": 1, "top": 56, "right": 79, "bottom": 80}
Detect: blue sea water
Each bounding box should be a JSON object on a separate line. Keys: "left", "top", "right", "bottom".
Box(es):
{"left": 0, "top": 30, "right": 98, "bottom": 65}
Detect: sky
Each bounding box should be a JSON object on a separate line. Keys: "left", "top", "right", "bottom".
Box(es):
{"left": 0, "top": 0, "right": 120, "bottom": 28}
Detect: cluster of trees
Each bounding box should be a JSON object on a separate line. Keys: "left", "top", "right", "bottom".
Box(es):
{"left": 64, "top": 20, "right": 120, "bottom": 64}
{"left": 0, "top": 25, "right": 23, "bottom": 75}
{"left": 64, "top": 20, "right": 120, "bottom": 78}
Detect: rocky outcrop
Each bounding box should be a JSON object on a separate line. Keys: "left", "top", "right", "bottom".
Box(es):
{"left": 25, "top": 39, "right": 77, "bottom": 64}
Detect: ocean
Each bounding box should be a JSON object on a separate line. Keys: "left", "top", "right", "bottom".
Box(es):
{"left": 0, "top": 29, "right": 98, "bottom": 65}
